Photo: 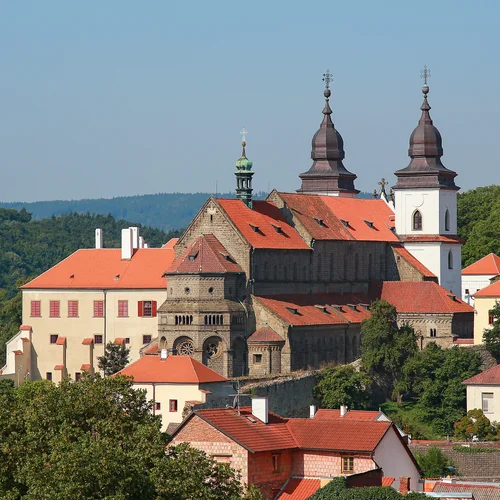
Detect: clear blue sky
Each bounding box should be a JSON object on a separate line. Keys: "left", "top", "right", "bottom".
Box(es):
{"left": 1, "top": 0, "right": 499, "bottom": 202}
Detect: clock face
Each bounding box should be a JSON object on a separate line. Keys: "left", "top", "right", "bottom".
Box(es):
{"left": 412, "top": 193, "right": 424, "bottom": 208}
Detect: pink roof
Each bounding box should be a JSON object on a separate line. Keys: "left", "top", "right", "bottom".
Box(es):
{"left": 22, "top": 248, "right": 175, "bottom": 290}
{"left": 314, "top": 409, "right": 382, "bottom": 421}
{"left": 116, "top": 355, "right": 228, "bottom": 384}
{"left": 392, "top": 244, "right": 436, "bottom": 278}
{"left": 463, "top": 364, "right": 500, "bottom": 385}
{"left": 217, "top": 199, "right": 310, "bottom": 250}
{"left": 167, "top": 234, "right": 243, "bottom": 274}
{"left": 474, "top": 279, "right": 500, "bottom": 298}
{"left": 247, "top": 327, "right": 284, "bottom": 343}
{"left": 278, "top": 478, "right": 321, "bottom": 500}
{"left": 462, "top": 253, "right": 500, "bottom": 276}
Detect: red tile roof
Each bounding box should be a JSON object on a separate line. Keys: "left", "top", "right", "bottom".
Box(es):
{"left": 80, "top": 364, "right": 91, "bottom": 371}
{"left": 21, "top": 248, "right": 175, "bottom": 289}
{"left": 382, "top": 477, "right": 395, "bottom": 487}
{"left": 278, "top": 478, "right": 321, "bottom": 500}
{"left": 161, "top": 238, "right": 179, "bottom": 249}
{"left": 116, "top": 355, "right": 228, "bottom": 384}
{"left": 474, "top": 279, "right": 500, "bottom": 298}
{"left": 462, "top": 253, "right": 500, "bottom": 276}
{"left": 277, "top": 193, "right": 399, "bottom": 242}
{"left": 167, "top": 234, "right": 243, "bottom": 274}
{"left": 453, "top": 338, "right": 474, "bottom": 345}
{"left": 114, "top": 338, "right": 125, "bottom": 345}
{"left": 217, "top": 199, "right": 310, "bottom": 250}
{"left": 392, "top": 244, "right": 436, "bottom": 278}
{"left": 247, "top": 327, "right": 284, "bottom": 343}
{"left": 432, "top": 481, "right": 500, "bottom": 499}
{"left": 463, "top": 364, "right": 500, "bottom": 385}
{"left": 400, "top": 235, "right": 463, "bottom": 244}
{"left": 54, "top": 364, "right": 64, "bottom": 370}
{"left": 55, "top": 336, "right": 66, "bottom": 345}
{"left": 314, "top": 293, "right": 372, "bottom": 323}
{"left": 19, "top": 325, "right": 32, "bottom": 331}
{"left": 82, "top": 338, "right": 93, "bottom": 345}
{"left": 314, "top": 409, "right": 382, "bottom": 421}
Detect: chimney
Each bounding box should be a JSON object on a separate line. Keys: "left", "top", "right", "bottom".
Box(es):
{"left": 160, "top": 349, "right": 168, "bottom": 360}
{"left": 139, "top": 236, "right": 145, "bottom": 249}
{"left": 251, "top": 397, "right": 269, "bottom": 424}
{"left": 130, "top": 227, "right": 139, "bottom": 249}
{"left": 399, "top": 477, "right": 410, "bottom": 495}
{"left": 95, "top": 228, "right": 103, "bottom": 249}
{"left": 310, "top": 405, "right": 317, "bottom": 418}
{"left": 340, "top": 405, "right": 348, "bottom": 417}
{"left": 121, "top": 228, "right": 133, "bottom": 260}
{"left": 144, "top": 243, "right": 148, "bottom": 249}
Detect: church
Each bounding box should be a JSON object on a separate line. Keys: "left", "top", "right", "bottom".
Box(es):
{"left": 153, "top": 71, "right": 472, "bottom": 378}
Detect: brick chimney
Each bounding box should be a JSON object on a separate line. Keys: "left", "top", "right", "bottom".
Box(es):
{"left": 399, "top": 477, "right": 410, "bottom": 495}
{"left": 251, "top": 397, "right": 269, "bottom": 424}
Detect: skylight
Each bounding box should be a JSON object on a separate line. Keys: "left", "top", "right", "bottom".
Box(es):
{"left": 313, "top": 216, "right": 325, "bottom": 226}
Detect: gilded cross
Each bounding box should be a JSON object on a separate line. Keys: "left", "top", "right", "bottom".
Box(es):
{"left": 421, "top": 65, "right": 431, "bottom": 85}
{"left": 322, "top": 70, "right": 333, "bottom": 89}
{"left": 240, "top": 128, "right": 248, "bottom": 143}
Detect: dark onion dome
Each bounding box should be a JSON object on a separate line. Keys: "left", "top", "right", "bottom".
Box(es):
{"left": 298, "top": 86, "right": 358, "bottom": 195}
{"left": 394, "top": 84, "right": 458, "bottom": 190}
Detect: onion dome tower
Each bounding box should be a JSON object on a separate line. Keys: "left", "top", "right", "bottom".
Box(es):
{"left": 235, "top": 128, "right": 254, "bottom": 209}
{"left": 393, "top": 67, "right": 462, "bottom": 297}
{"left": 298, "top": 71, "right": 359, "bottom": 197}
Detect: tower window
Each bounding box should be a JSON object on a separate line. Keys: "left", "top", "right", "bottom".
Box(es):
{"left": 412, "top": 210, "right": 422, "bottom": 231}
{"left": 448, "top": 250, "right": 453, "bottom": 270}
{"left": 445, "top": 209, "right": 450, "bottom": 231}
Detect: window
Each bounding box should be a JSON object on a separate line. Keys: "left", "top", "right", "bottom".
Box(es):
{"left": 31, "top": 300, "right": 41, "bottom": 317}
{"left": 94, "top": 334, "right": 103, "bottom": 344}
{"left": 94, "top": 300, "right": 104, "bottom": 317}
{"left": 155, "top": 402, "right": 161, "bottom": 411}
{"left": 169, "top": 399, "right": 178, "bottom": 412}
{"left": 138, "top": 300, "right": 157, "bottom": 317}
{"left": 445, "top": 209, "right": 450, "bottom": 231}
{"left": 46, "top": 372, "right": 52, "bottom": 381}
{"left": 118, "top": 300, "right": 128, "bottom": 317}
{"left": 448, "top": 250, "right": 453, "bottom": 270}
{"left": 50, "top": 334, "right": 59, "bottom": 344}
{"left": 465, "top": 289, "right": 470, "bottom": 295}
{"left": 272, "top": 454, "right": 281, "bottom": 473}
{"left": 49, "top": 300, "right": 60, "bottom": 318}
{"left": 75, "top": 372, "right": 81, "bottom": 382}
{"left": 253, "top": 354, "right": 262, "bottom": 364}
{"left": 489, "top": 311, "right": 495, "bottom": 325}
{"left": 482, "top": 393, "right": 494, "bottom": 414}
{"left": 68, "top": 300, "right": 79, "bottom": 318}
{"left": 143, "top": 335, "right": 152, "bottom": 344}
{"left": 342, "top": 456, "right": 354, "bottom": 473}
{"left": 412, "top": 210, "right": 422, "bottom": 231}
{"left": 125, "top": 338, "right": 130, "bottom": 344}
{"left": 430, "top": 328, "right": 437, "bottom": 338}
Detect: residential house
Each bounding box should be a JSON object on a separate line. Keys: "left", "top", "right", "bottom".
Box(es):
{"left": 462, "top": 253, "right": 500, "bottom": 304}
{"left": 472, "top": 279, "right": 500, "bottom": 346}
{"left": 464, "top": 364, "right": 500, "bottom": 423}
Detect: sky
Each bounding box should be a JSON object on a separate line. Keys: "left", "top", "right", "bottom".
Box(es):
{"left": 0, "top": 1, "right": 499, "bottom": 202}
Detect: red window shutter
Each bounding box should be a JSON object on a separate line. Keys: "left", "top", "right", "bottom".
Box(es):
{"left": 152, "top": 301, "right": 157, "bottom": 317}
{"left": 138, "top": 301, "right": 143, "bottom": 317}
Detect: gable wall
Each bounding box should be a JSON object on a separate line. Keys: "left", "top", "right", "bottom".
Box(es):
{"left": 292, "top": 450, "right": 375, "bottom": 477}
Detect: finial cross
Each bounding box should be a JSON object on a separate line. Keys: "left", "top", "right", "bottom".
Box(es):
{"left": 322, "top": 70, "right": 333, "bottom": 89}
{"left": 378, "top": 178, "right": 388, "bottom": 195}
{"left": 240, "top": 128, "right": 248, "bottom": 143}
{"left": 421, "top": 65, "right": 431, "bottom": 85}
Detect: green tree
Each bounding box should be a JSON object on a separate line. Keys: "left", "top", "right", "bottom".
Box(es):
{"left": 98, "top": 341, "right": 131, "bottom": 375}
{"left": 414, "top": 446, "right": 454, "bottom": 479}
{"left": 361, "top": 300, "right": 418, "bottom": 404}
{"left": 454, "top": 409, "right": 494, "bottom": 441}
{"left": 314, "top": 365, "right": 371, "bottom": 410}
{"left": 483, "top": 301, "right": 500, "bottom": 358}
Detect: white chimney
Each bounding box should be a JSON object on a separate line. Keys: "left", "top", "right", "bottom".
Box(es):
{"left": 252, "top": 397, "right": 269, "bottom": 424}
{"left": 143, "top": 243, "right": 148, "bottom": 249}
{"left": 121, "top": 228, "right": 133, "bottom": 260}
{"left": 160, "top": 349, "right": 168, "bottom": 360}
{"left": 130, "top": 227, "right": 139, "bottom": 249}
{"left": 310, "top": 405, "right": 317, "bottom": 419}
{"left": 340, "top": 405, "right": 348, "bottom": 417}
{"left": 139, "top": 236, "right": 145, "bottom": 249}
{"left": 95, "top": 228, "right": 103, "bottom": 249}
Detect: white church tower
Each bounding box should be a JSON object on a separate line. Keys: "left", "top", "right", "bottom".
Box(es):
{"left": 393, "top": 68, "right": 462, "bottom": 297}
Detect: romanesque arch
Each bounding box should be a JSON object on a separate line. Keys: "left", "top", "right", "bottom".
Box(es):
{"left": 173, "top": 336, "right": 195, "bottom": 357}
{"left": 202, "top": 335, "right": 224, "bottom": 372}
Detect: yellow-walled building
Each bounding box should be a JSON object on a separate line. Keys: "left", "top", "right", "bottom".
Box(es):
{"left": 473, "top": 278, "right": 500, "bottom": 345}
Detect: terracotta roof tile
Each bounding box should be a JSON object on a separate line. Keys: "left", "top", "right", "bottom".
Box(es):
{"left": 432, "top": 481, "right": 500, "bottom": 499}
{"left": 474, "top": 279, "right": 500, "bottom": 298}
{"left": 80, "top": 364, "right": 91, "bottom": 371}
{"left": 56, "top": 336, "right": 66, "bottom": 345}
{"left": 22, "top": 248, "right": 175, "bottom": 290}
{"left": 82, "top": 338, "right": 93, "bottom": 345}
{"left": 278, "top": 478, "right": 321, "bottom": 500}
{"left": 392, "top": 244, "right": 436, "bottom": 278}
{"left": 463, "top": 364, "right": 500, "bottom": 385}
{"left": 314, "top": 409, "right": 382, "bottom": 421}
{"left": 13, "top": 350, "right": 23, "bottom": 355}
{"left": 54, "top": 364, "right": 64, "bottom": 370}
{"left": 247, "top": 327, "right": 284, "bottom": 343}
{"left": 19, "top": 325, "right": 32, "bottom": 331}
{"left": 453, "top": 338, "right": 474, "bottom": 345}
{"left": 462, "top": 253, "right": 500, "bottom": 276}
{"left": 217, "top": 199, "right": 309, "bottom": 250}
{"left": 114, "top": 338, "right": 125, "bottom": 345}
{"left": 400, "top": 235, "right": 464, "bottom": 244}
{"left": 167, "top": 234, "right": 243, "bottom": 274}
{"left": 116, "top": 355, "right": 228, "bottom": 384}
{"left": 161, "top": 238, "right": 179, "bottom": 249}
{"left": 382, "top": 477, "right": 395, "bottom": 487}
{"left": 314, "top": 293, "right": 372, "bottom": 323}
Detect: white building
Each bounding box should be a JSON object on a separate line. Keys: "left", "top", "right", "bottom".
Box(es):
{"left": 462, "top": 253, "right": 500, "bottom": 304}
{"left": 464, "top": 364, "right": 500, "bottom": 423}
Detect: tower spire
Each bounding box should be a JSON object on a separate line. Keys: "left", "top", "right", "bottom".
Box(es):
{"left": 235, "top": 128, "right": 254, "bottom": 209}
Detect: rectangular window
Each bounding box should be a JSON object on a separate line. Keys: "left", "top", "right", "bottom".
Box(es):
{"left": 342, "top": 456, "right": 354, "bottom": 473}
{"left": 125, "top": 337, "right": 130, "bottom": 344}
{"left": 46, "top": 372, "right": 52, "bottom": 381}
{"left": 94, "top": 334, "right": 103, "bottom": 345}
{"left": 50, "top": 334, "right": 59, "bottom": 344}
{"left": 489, "top": 311, "right": 495, "bottom": 325}
{"left": 138, "top": 300, "right": 157, "bottom": 317}
{"left": 49, "top": 300, "right": 60, "bottom": 318}
{"left": 30, "top": 300, "right": 41, "bottom": 317}
{"left": 68, "top": 300, "right": 79, "bottom": 318}
{"left": 94, "top": 300, "right": 104, "bottom": 317}
{"left": 155, "top": 402, "right": 161, "bottom": 411}
{"left": 169, "top": 399, "right": 178, "bottom": 412}
{"left": 482, "top": 393, "right": 494, "bottom": 414}
{"left": 253, "top": 354, "right": 263, "bottom": 364}
{"left": 118, "top": 300, "right": 128, "bottom": 317}
{"left": 75, "top": 372, "right": 81, "bottom": 382}
{"left": 272, "top": 454, "right": 281, "bottom": 473}
{"left": 143, "top": 335, "right": 152, "bottom": 345}
{"left": 465, "top": 289, "right": 470, "bottom": 295}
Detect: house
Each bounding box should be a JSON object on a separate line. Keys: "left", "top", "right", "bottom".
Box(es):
{"left": 116, "top": 353, "right": 232, "bottom": 432}
{"left": 170, "top": 398, "right": 422, "bottom": 499}
{"left": 424, "top": 478, "right": 500, "bottom": 499}
{"left": 462, "top": 253, "right": 500, "bottom": 304}
{"left": 472, "top": 279, "right": 500, "bottom": 346}
{"left": 463, "top": 364, "right": 500, "bottom": 423}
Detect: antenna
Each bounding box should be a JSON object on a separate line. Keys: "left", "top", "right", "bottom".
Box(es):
{"left": 227, "top": 379, "right": 251, "bottom": 416}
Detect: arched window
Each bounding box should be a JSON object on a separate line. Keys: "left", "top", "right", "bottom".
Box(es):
{"left": 448, "top": 250, "right": 453, "bottom": 270}
{"left": 445, "top": 209, "right": 450, "bottom": 231}
{"left": 412, "top": 210, "right": 422, "bottom": 231}
{"left": 204, "top": 315, "right": 208, "bottom": 325}
{"left": 329, "top": 253, "right": 334, "bottom": 281}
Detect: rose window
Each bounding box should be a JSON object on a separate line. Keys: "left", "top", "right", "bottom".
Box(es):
{"left": 177, "top": 340, "right": 194, "bottom": 356}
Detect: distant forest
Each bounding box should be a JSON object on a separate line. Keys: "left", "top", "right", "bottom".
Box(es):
{"left": 0, "top": 191, "right": 373, "bottom": 232}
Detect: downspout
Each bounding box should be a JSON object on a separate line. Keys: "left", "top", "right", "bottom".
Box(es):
{"left": 152, "top": 383, "right": 156, "bottom": 415}
{"left": 309, "top": 239, "right": 315, "bottom": 295}
{"left": 103, "top": 289, "right": 107, "bottom": 346}
{"left": 238, "top": 298, "right": 249, "bottom": 377}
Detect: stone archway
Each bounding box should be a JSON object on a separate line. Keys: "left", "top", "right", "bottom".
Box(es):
{"left": 202, "top": 336, "right": 224, "bottom": 373}
{"left": 173, "top": 336, "right": 195, "bottom": 357}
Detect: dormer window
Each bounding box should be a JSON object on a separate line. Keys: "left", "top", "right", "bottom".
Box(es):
{"left": 364, "top": 220, "right": 374, "bottom": 229}
{"left": 188, "top": 251, "right": 199, "bottom": 262}
{"left": 340, "top": 219, "right": 349, "bottom": 228}
{"left": 332, "top": 305, "right": 343, "bottom": 312}
{"left": 271, "top": 224, "right": 283, "bottom": 234}
{"left": 249, "top": 224, "right": 259, "bottom": 233}
{"left": 313, "top": 217, "right": 325, "bottom": 227}
{"left": 412, "top": 210, "right": 422, "bottom": 231}
{"left": 285, "top": 306, "right": 299, "bottom": 315}
{"left": 315, "top": 305, "right": 328, "bottom": 313}
{"left": 219, "top": 252, "right": 235, "bottom": 263}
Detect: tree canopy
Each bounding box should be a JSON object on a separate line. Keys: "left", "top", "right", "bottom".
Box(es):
{"left": 483, "top": 301, "right": 500, "bottom": 359}
{"left": 414, "top": 446, "right": 454, "bottom": 479}
{"left": 98, "top": 342, "right": 131, "bottom": 376}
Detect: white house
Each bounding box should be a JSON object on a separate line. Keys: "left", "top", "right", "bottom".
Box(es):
{"left": 462, "top": 253, "right": 500, "bottom": 304}
{"left": 464, "top": 364, "right": 500, "bottom": 423}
